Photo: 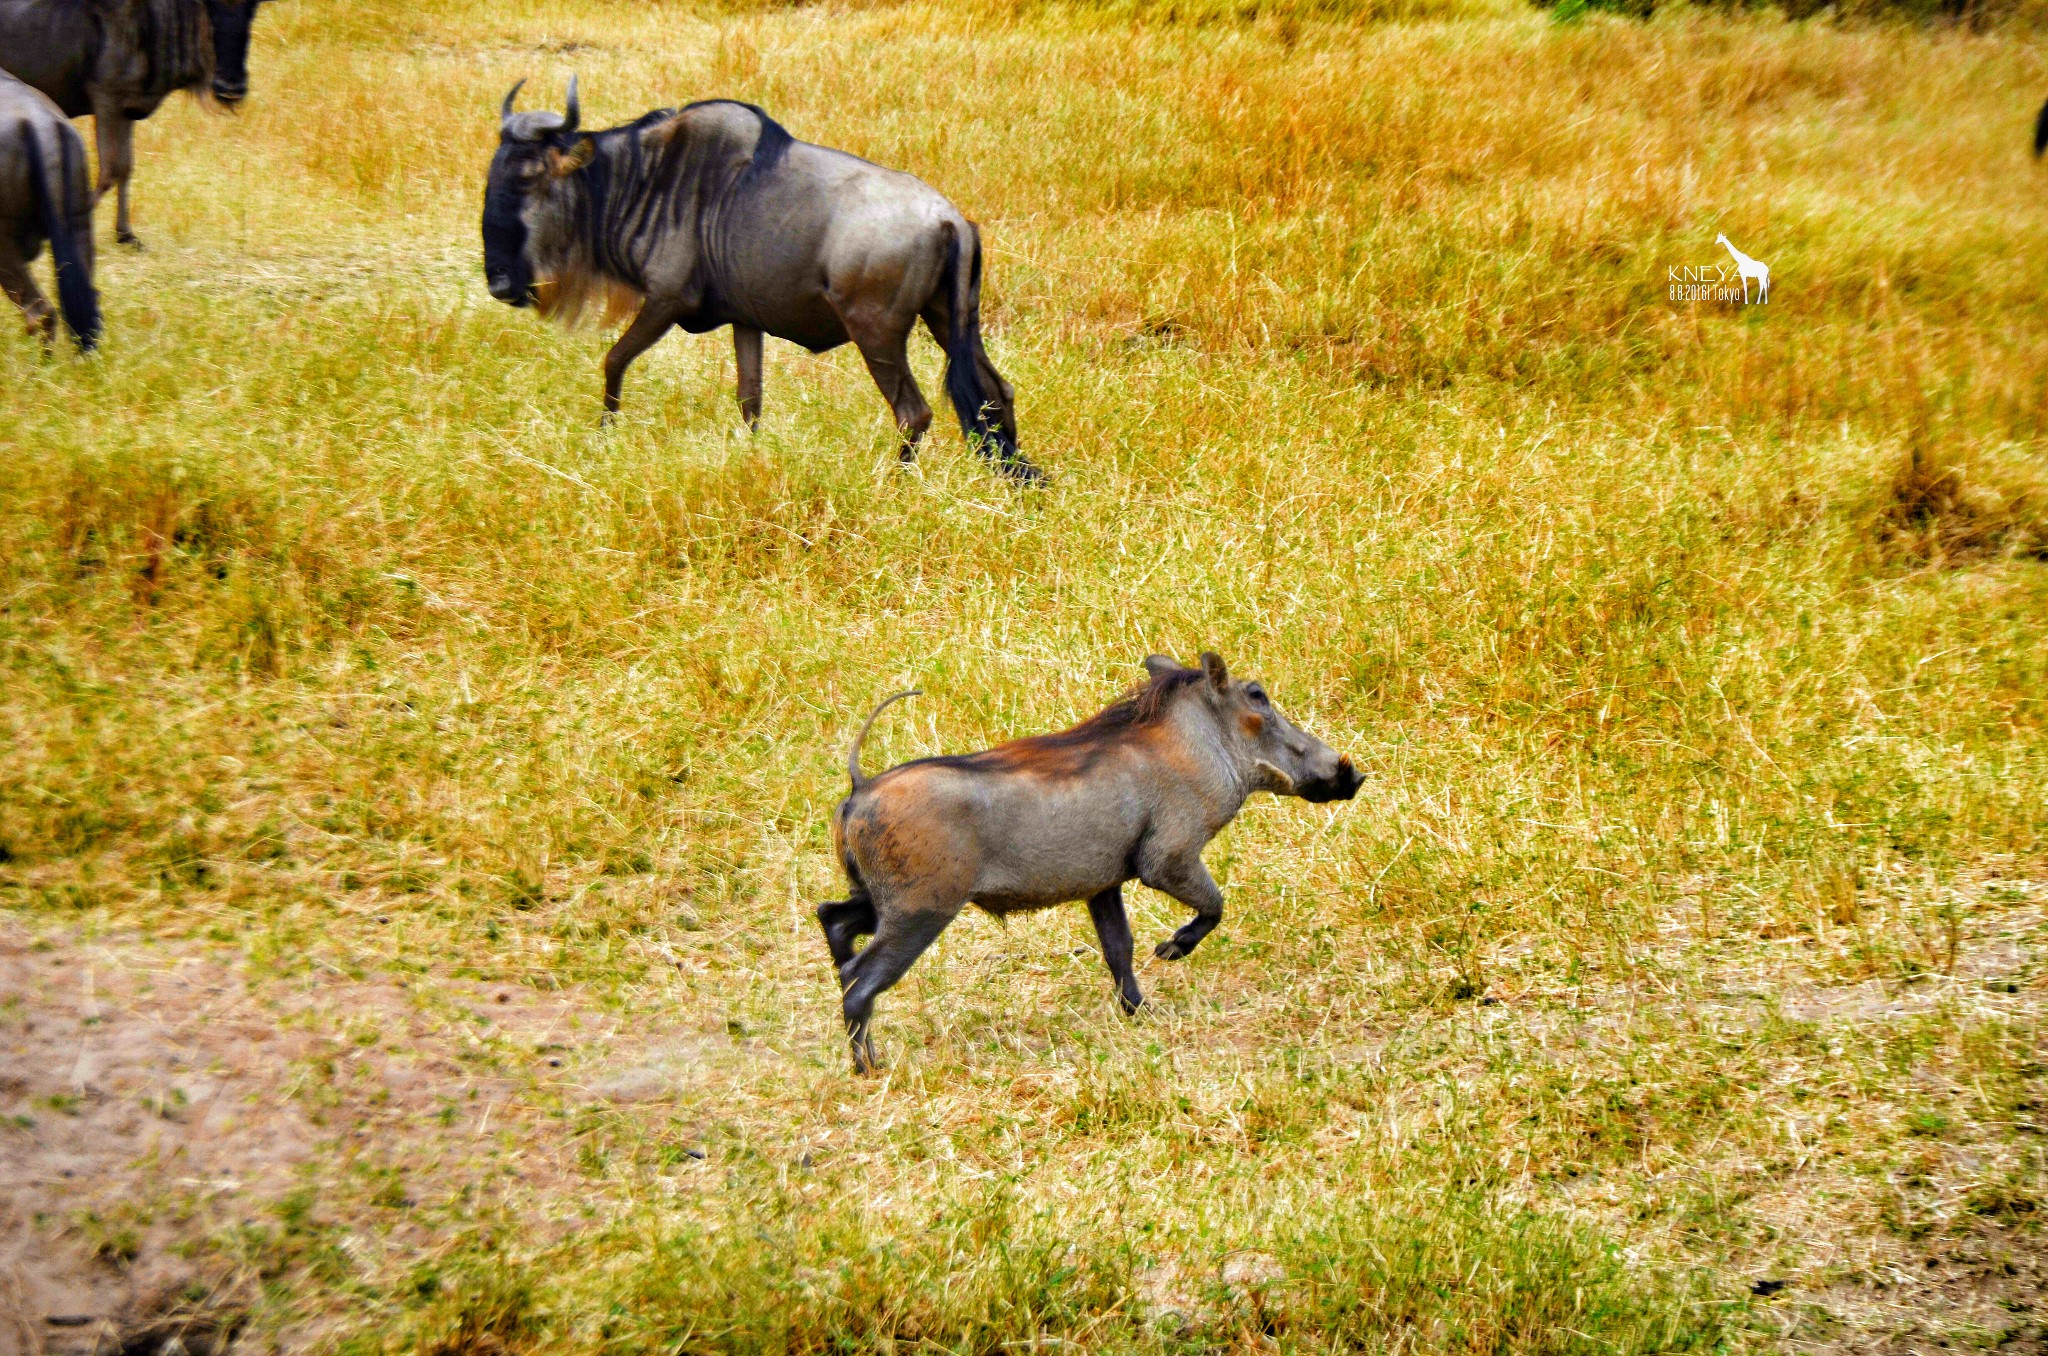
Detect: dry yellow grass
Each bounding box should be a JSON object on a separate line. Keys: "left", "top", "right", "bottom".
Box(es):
{"left": 3, "top": 0, "right": 2047, "bottom": 1349}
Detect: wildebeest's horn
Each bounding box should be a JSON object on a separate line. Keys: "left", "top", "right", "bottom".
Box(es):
{"left": 562, "top": 74, "right": 580, "bottom": 135}
{"left": 501, "top": 78, "right": 527, "bottom": 127}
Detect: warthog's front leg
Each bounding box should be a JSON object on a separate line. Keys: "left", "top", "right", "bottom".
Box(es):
{"left": 1086, "top": 885, "right": 1144, "bottom": 1015}
{"left": 1143, "top": 857, "right": 1225, "bottom": 961}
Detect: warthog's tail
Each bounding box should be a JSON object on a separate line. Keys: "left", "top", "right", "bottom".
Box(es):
{"left": 848, "top": 689, "right": 920, "bottom": 792}
{"left": 24, "top": 119, "right": 99, "bottom": 350}
{"left": 939, "top": 222, "right": 1018, "bottom": 467}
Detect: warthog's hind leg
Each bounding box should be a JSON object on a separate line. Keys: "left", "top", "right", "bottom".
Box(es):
{"left": 838, "top": 906, "right": 953, "bottom": 1074}
{"left": 816, "top": 896, "right": 877, "bottom": 969}
{"left": 1086, "top": 885, "right": 1144, "bottom": 1015}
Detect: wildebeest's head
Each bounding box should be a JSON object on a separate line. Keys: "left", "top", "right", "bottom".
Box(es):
{"left": 483, "top": 76, "right": 597, "bottom": 310}
{"left": 1147, "top": 652, "right": 1362, "bottom": 804}
{"left": 202, "top": 0, "right": 268, "bottom": 105}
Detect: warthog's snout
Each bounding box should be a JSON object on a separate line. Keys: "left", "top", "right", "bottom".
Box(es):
{"left": 820, "top": 652, "right": 1362, "bottom": 1074}
{"left": 1297, "top": 756, "right": 1362, "bottom": 804}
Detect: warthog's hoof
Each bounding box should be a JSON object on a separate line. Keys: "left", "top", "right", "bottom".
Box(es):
{"left": 1154, "top": 940, "right": 1188, "bottom": 961}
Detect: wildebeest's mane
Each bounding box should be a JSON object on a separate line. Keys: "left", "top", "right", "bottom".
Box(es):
{"left": 131, "top": 0, "right": 216, "bottom": 103}
{"left": 893, "top": 666, "right": 1204, "bottom": 777}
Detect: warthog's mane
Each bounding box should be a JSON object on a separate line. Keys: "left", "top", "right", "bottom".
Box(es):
{"left": 1072, "top": 664, "right": 1204, "bottom": 737}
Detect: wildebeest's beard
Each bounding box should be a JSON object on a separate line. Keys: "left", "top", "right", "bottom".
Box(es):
{"left": 203, "top": 0, "right": 261, "bottom": 104}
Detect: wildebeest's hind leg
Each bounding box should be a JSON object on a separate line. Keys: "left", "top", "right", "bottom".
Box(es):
{"left": 837, "top": 904, "right": 954, "bottom": 1074}
{"left": 1086, "top": 885, "right": 1145, "bottom": 1015}
{"left": 816, "top": 896, "right": 877, "bottom": 969}
{"left": 602, "top": 297, "right": 685, "bottom": 420}
{"left": 0, "top": 242, "right": 56, "bottom": 345}
{"left": 834, "top": 304, "right": 932, "bottom": 462}
{"left": 733, "top": 325, "right": 763, "bottom": 428}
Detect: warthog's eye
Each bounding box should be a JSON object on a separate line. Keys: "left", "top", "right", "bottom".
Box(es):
{"left": 1246, "top": 684, "right": 1269, "bottom": 707}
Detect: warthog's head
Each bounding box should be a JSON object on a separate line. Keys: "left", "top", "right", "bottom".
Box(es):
{"left": 482, "top": 77, "right": 595, "bottom": 310}
{"left": 1148, "top": 652, "right": 1362, "bottom": 804}
{"left": 202, "top": 0, "right": 269, "bottom": 105}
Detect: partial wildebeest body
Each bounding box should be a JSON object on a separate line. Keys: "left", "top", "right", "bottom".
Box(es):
{"left": 820, "top": 653, "right": 1363, "bottom": 1073}
{"left": 0, "top": 69, "right": 97, "bottom": 347}
{"left": 0, "top": 0, "right": 268, "bottom": 245}
{"left": 482, "top": 80, "right": 1036, "bottom": 480}
{"left": 2036, "top": 97, "right": 2047, "bottom": 157}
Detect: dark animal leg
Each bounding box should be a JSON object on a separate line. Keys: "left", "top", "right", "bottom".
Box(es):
{"left": 815, "top": 896, "right": 877, "bottom": 969}
{"left": 837, "top": 907, "right": 952, "bottom": 1074}
{"left": 92, "top": 112, "right": 138, "bottom": 248}
{"left": 732, "top": 324, "right": 763, "bottom": 428}
{"left": 837, "top": 307, "right": 932, "bottom": 462}
{"left": 0, "top": 244, "right": 55, "bottom": 346}
{"left": 1144, "top": 857, "right": 1225, "bottom": 961}
{"left": 1086, "top": 885, "right": 1144, "bottom": 1015}
{"left": 602, "top": 298, "right": 684, "bottom": 420}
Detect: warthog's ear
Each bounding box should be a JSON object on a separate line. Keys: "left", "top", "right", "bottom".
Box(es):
{"left": 1143, "top": 654, "right": 1183, "bottom": 681}
{"left": 1199, "top": 651, "right": 1229, "bottom": 692}
{"left": 550, "top": 137, "right": 596, "bottom": 176}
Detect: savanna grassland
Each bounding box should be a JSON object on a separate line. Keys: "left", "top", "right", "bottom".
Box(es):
{"left": 4, "top": 0, "right": 2048, "bottom": 1348}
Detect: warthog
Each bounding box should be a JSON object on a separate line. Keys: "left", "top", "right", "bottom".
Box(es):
{"left": 0, "top": 70, "right": 98, "bottom": 348}
{"left": 0, "top": 0, "right": 272, "bottom": 246}
{"left": 820, "top": 653, "right": 1363, "bottom": 1073}
{"left": 482, "top": 79, "right": 1036, "bottom": 480}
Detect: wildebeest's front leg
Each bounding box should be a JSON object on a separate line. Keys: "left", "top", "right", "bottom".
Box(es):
{"left": 1144, "top": 854, "right": 1226, "bottom": 961}
{"left": 91, "top": 111, "right": 138, "bottom": 247}
{"left": 1086, "top": 885, "right": 1145, "bottom": 1015}
{"left": 0, "top": 240, "right": 55, "bottom": 344}
{"left": 838, "top": 904, "right": 954, "bottom": 1074}
{"left": 732, "top": 325, "right": 763, "bottom": 428}
{"left": 602, "top": 297, "right": 685, "bottom": 419}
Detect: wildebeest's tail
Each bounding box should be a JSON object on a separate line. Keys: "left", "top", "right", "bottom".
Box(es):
{"left": 2035, "top": 97, "right": 2048, "bottom": 157}
{"left": 25, "top": 119, "right": 100, "bottom": 350}
{"left": 940, "top": 222, "right": 1019, "bottom": 468}
{"left": 848, "top": 689, "right": 920, "bottom": 792}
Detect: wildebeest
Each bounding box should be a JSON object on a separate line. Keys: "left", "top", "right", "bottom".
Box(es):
{"left": 820, "top": 653, "right": 1363, "bottom": 1073}
{"left": 483, "top": 79, "right": 1037, "bottom": 480}
{"left": 0, "top": 0, "right": 271, "bottom": 246}
{"left": 0, "top": 69, "right": 97, "bottom": 348}
{"left": 2036, "top": 97, "right": 2047, "bottom": 157}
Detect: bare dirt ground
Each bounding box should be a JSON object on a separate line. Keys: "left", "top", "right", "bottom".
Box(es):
{"left": 0, "top": 917, "right": 725, "bottom": 1355}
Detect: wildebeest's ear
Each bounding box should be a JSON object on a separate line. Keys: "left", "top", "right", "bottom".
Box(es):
{"left": 1142, "top": 654, "right": 1183, "bottom": 681}
{"left": 551, "top": 137, "right": 596, "bottom": 176}
{"left": 1199, "top": 652, "right": 1229, "bottom": 691}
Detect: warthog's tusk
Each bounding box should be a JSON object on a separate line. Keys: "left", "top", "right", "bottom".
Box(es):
{"left": 1255, "top": 760, "right": 1296, "bottom": 793}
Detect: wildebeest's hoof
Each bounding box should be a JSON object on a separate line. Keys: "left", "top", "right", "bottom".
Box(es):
{"left": 1154, "top": 940, "right": 1187, "bottom": 961}
{"left": 116, "top": 231, "right": 143, "bottom": 250}
{"left": 1118, "top": 993, "right": 1145, "bottom": 1016}
{"left": 1004, "top": 459, "right": 1047, "bottom": 485}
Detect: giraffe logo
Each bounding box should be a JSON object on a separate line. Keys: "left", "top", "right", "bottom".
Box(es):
{"left": 1715, "top": 233, "right": 1771, "bottom": 304}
